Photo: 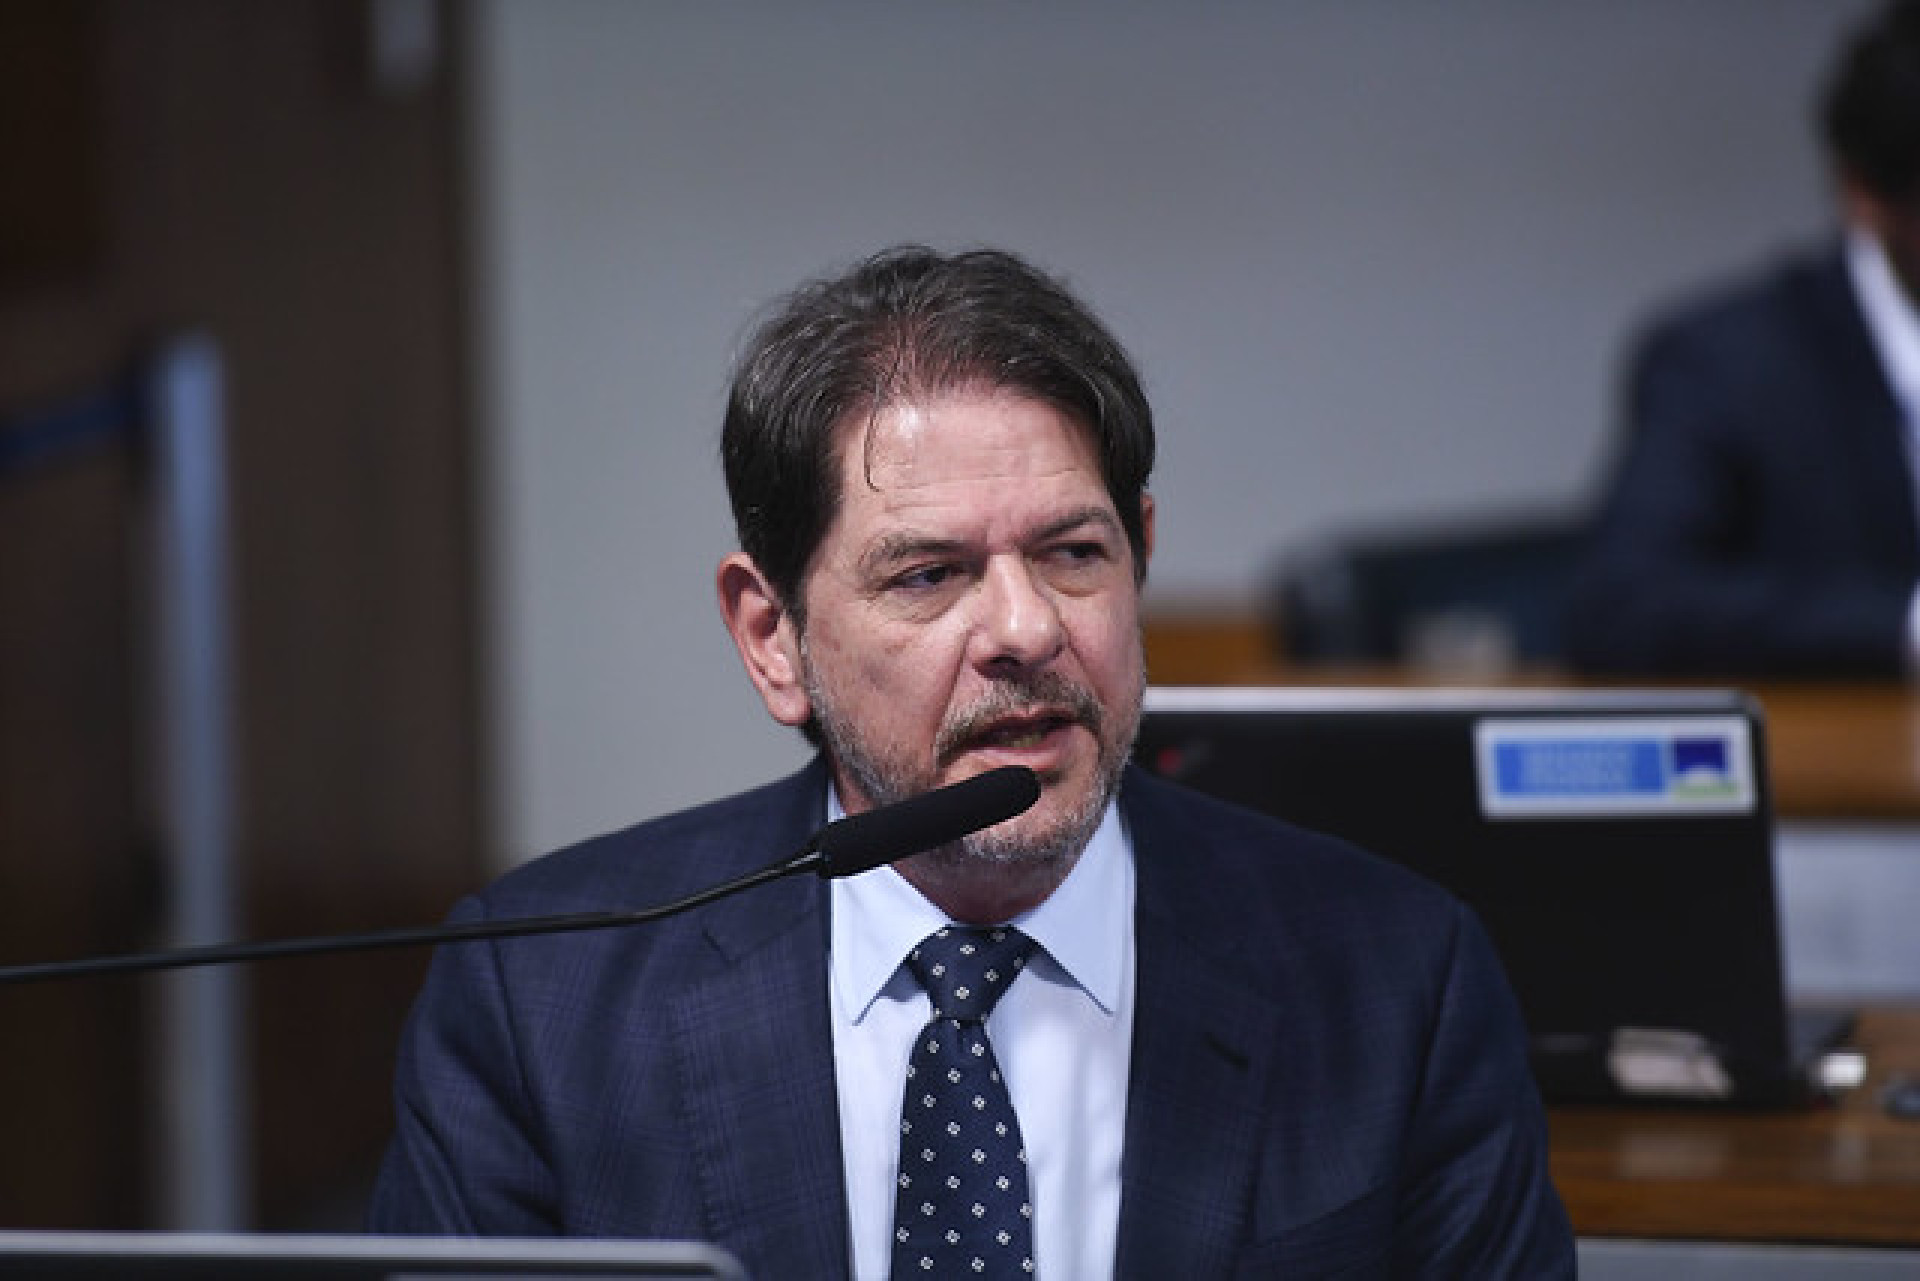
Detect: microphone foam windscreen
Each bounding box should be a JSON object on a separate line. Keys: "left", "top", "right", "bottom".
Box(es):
{"left": 816, "top": 766, "right": 1041, "bottom": 878}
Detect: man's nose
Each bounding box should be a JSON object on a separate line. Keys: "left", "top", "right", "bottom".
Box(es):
{"left": 973, "top": 558, "right": 1066, "bottom": 670}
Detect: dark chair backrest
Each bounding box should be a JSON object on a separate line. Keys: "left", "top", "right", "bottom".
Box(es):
{"left": 1273, "top": 512, "right": 1587, "bottom": 668}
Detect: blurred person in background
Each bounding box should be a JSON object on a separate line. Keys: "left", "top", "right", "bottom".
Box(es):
{"left": 1567, "top": 0, "right": 1920, "bottom": 677}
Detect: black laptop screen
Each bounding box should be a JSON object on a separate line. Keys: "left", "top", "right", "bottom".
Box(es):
{"left": 1133, "top": 686, "right": 1806, "bottom": 1104}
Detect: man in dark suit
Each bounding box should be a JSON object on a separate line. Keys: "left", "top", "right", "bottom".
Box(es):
{"left": 1566, "top": 0, "right": 1920, "bottom": 677}
{"left": 368, "top": 247, "right": 1572, "bottom": 1277}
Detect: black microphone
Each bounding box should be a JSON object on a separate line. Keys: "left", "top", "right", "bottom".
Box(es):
{"left": 814, "top": 763, "right": 1042, "bottom": 878}
{"left": 0, "top": 766, "right": 1041, "bottom": 986}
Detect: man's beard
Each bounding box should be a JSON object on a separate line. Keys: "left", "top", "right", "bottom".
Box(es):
{"left": 799, "top": 646, "right": 1143, "bottom": 872}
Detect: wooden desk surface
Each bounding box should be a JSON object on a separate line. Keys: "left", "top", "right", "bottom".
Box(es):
{"left": 1142, "top": 611, "right": 1920, "bottom": 821}
{"left": 1548, "top": 1008, "right": 1920, "bottom": 1247}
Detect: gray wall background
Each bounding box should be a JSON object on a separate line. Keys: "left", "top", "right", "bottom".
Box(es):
{"left": 467, "top": 0, "right": 1882, "bottom": 864}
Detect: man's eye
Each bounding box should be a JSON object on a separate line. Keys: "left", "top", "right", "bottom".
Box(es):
{"left": 1054, "top": 541, "right": 1108, "bottom": 565}
{"left": 895, "top": 564, "right": 957, "bottom": 590}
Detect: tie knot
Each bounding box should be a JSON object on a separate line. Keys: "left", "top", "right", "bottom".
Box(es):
{"left": 905, "top": 926, "right": 1035, "bottom": 1023}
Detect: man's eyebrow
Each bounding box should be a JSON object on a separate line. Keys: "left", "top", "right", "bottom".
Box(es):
{"left": 857, "top": 507, "right": 1125, "bottom": 577}
{"left": 1033, "top": 506, "right": 1124, "bottom": 543}
{"left": 859, "top": 531, "right": 966, "bottom": 578}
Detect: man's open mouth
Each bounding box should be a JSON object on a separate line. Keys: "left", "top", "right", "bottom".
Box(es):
{"left": 970, "top": 712, "right": 1076, "bottom": 751}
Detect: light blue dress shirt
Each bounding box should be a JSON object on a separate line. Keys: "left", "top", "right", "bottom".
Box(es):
{"left": 1847, "top": 227, "right": 1920, "bottom": 667}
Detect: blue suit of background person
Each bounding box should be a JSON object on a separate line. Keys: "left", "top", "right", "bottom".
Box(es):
{"left": 367, "top": 757, "right": 1571, "bottom": 1278}
{"left": 1565, "top": 244, "right": 1919, "bottom": 677}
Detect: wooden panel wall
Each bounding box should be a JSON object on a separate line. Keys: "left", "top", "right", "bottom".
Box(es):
{"left": 0, "top": 0, "right": 480, "bottom": 1229}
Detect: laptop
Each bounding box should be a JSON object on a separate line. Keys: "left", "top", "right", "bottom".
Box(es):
{"left": 0, "top": 1232, "right": 747, "bottom": 1280}
{"left": 1133, "top": 685, "right": 1854, "bottom": 1106}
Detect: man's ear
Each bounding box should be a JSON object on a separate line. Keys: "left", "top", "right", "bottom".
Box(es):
{"left": 1135, "top": 491, "right": 1156, "bottom": 579}
{"left": 717, "top": 553, "right": 812, "bottom": 727}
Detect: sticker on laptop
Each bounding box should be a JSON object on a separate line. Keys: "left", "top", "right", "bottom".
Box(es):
{"left": 1474, "top": 716, "right": 1756, "bottom": 818}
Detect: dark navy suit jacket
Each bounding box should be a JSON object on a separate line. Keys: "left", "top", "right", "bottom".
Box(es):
{"left": 1566, "top": 244, "right": 1919, "bottom": 676}
{"left": 368, "top": 759, "right": 1573, "bottom": 1278}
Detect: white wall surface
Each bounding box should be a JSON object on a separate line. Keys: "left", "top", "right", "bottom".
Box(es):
{"left": 467, "top": 0, "right": 1883, "bottom": 865}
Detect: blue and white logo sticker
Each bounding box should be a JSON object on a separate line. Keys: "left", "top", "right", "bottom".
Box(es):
{"left": 1474, "top": 716, "right": 1756, "bottom": 818}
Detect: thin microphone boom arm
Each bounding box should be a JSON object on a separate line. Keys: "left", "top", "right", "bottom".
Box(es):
{"left": 0, "top": 765, "right": 1041, "bottom": 987}
{"left": 0, "top": 854, "right": 809, "bottom": 987}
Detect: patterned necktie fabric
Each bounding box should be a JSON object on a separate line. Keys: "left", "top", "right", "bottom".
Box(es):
{"left": 890, "top": 925, "right": 1038, "bottom": 1278}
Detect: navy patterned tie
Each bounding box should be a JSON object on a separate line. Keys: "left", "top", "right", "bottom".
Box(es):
{"left": 890, "top": 925, "right": 1038, "bottom": 1278}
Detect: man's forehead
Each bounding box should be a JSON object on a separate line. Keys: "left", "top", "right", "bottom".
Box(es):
{"left": 829, "top": 388, "right": 1101, "bottom": 483}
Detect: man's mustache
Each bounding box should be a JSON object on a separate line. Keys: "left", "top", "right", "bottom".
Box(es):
{"left": 934, "top": 673, "right": 1105, "bottom": 766}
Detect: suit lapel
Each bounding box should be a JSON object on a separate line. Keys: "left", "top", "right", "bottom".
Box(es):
{"left": 1805, "top": 249, "right": 1920, "bottom": 566}
{"left": 1113, "top": 773, "right": 1279, "bottom": 1275}
{"left": 665, "top": 771, "right": 852, "bottom": 1277}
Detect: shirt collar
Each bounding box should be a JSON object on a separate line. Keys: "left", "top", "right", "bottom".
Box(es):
{"left": 828, "top": 779, "right": 1134, "bottom": 1022}
{"left": 1846, "top": 226, "right": 1920, "bottom": 417}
